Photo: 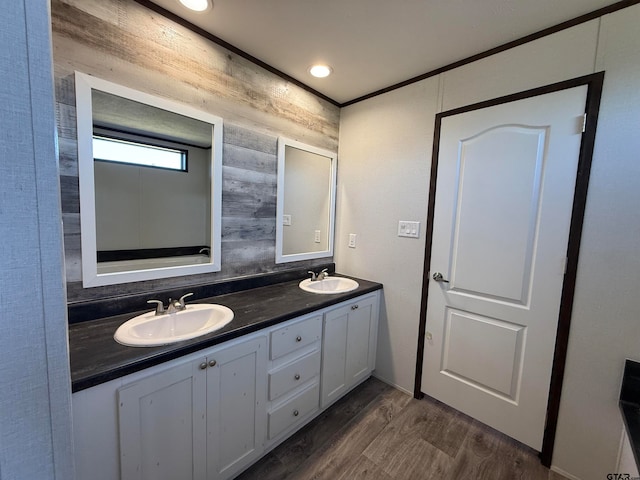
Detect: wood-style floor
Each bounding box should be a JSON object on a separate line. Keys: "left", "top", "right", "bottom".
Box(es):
{"left": 237, "top": 377, "right": 568, "bottom": 480}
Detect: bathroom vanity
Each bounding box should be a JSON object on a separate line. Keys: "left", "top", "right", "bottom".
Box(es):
{"left": 68, "top": 70, "right": 366, "bottom": 480}
{"left": 70, "top": 275, "right": 381, "bottom": 480}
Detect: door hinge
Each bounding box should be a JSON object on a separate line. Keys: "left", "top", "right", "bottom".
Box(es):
{"left": 581, "top": 113, "right": 587, "bottom": 133}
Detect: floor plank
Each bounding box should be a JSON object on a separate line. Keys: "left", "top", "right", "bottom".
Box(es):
{"left": 235, "top": 451, "right": 288, "bottom": 480}
{"left": 286, "top": 387, "right": 412, "bottom": 480}
{"left": 362, "top": 396, "right": 468, "bottom": 478}
{"left": 447, "top": 419, "right": 551, "bottom": 480}
{"left": 335, "top": 455, "right": 394, "bottom": 480}
{"left": 235, "top": 377, "right": 570, "bottom": 480}
{"left": 365, "top": 433, "right": 452, "bottom": 479}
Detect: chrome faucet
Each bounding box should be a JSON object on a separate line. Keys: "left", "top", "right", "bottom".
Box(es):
{"left": 307, "top": 268, "right": 329, "bottom": 282}
{"left": 147, "top": 299, "right": 165, "bottom": 315}
{"left": 199, "top": 247, "right": 210, "bottom": 256}
{"left": 147, "top": 292, "right": 193, "bottom": 315}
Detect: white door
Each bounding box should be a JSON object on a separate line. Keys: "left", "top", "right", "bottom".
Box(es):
{"left": 421, "top": 86, "right": 587, "bottom": 450}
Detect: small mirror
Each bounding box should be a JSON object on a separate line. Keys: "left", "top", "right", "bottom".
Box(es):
{"left": 75, "top": 72, "right": 223, "bottom": 287}
{"left": 276, "top": 137, "right": 337, "bottom": 263}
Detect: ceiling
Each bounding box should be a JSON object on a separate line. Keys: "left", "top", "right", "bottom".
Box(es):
{"left": 150, "top": 0, "right": 622, "bottom": 105}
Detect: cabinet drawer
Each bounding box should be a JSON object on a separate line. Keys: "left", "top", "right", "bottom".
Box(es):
{"left": 269, "top": 350, "right": 320, "bottom": 400}
{"left": 268, "top": 383, "right": 319, "bottom": 440}
{"left": 270, "top": 315, "right": 321, "bottom": 360}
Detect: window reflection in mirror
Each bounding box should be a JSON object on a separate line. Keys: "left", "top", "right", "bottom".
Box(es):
{"left": 276, "top": 138, "right": 337, "bottom": 263}
{"left": 75, "top": 72, "right": 223, "bottom": 287}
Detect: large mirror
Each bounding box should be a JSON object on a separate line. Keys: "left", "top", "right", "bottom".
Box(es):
{"left": 276, "top": 137, "right": 337, "bottom": 263}
{"left": 75, "top": 72, "right": 223, "bottom": 287}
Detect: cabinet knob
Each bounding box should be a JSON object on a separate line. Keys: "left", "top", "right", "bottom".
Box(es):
{"left": 295, "top": 335, "right": 302, "bottom": 342}
{"left": 199, "top": 362, "right": 207, "bottom": 370}
{"left": 294, "top": 373, "right": 301, "bottom": 380}
{"left": 351, "top": 304, "right": 359, "bottom": 310}
{"left": 208, "top": 360, "right": 217, "bottom": 367}
{"left": 293, "top": 410, "right": 299, "bottom": 417}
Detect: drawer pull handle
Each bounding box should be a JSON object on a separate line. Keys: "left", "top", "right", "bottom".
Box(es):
{"left": 293, "top": 409, "right": 299, "bottom": 417}
{"left": 351, "top": 305, "right": 359, "bottom": 310}
{"left": 199, "top": 362, "right": 207, "bottom": 370}
{"left": 294, "top": 374, "right": 301, "bottom": 380}
{"left": 208, "top": 360, "right": 217, "bottom": 367}
{"left": 296, "top": 335, "right": 302, "bottom": 342}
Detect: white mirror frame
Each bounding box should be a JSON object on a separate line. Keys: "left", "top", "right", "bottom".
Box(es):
{"left": 275, "top": 137, "right": 337, "bottom": 264}
{"left": 75, "top": 72, "right": 223, "bottom": 287}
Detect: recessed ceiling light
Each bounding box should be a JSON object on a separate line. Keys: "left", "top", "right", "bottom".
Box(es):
{"left": 178, "top": 0, "right": 211, "bottom": 12}
{"left": 309, "top": 65, "right": 333, "bottom": 78}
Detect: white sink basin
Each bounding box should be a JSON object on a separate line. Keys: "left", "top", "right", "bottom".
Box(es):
{"left": 114, "top": 304, "right": 234, "bottom": 347}
{"left": 299, "top": 277, "right": 359, "bottom": 294}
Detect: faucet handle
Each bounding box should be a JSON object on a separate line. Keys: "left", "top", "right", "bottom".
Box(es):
{"left": 318, "top": 268, "right": 329, "bottom": 281}
{"left": 147, "top": 299, "right": 165, "bottom": 315}
{"left": 307, "top": 270, "right": 317, "bottom": 281}
{"left": 178, "top": 292, "right": 194, "bottom": 309}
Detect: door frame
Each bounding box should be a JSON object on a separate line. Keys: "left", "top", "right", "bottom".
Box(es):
{"left": 413, "top": 72, "right": 605, "bottom": 466}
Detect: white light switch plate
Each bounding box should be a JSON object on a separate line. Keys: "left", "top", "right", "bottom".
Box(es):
{"left": 314, "top": 230, "right": 321, "bottom": 243}
{"left": 398, "top": 221, "right": 420, "bottom": 238}
{"left": 348, "top": 233, "right": 357, "bottom": 248}
{"left": 283, "top": 214, "right": 291, "bottom": 226}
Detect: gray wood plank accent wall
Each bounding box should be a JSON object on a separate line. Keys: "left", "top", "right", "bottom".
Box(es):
{"left": 51, "top": 0, "right": 340, "bottom": 304}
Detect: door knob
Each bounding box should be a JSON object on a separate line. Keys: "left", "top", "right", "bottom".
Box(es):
{"left": 432, "top": 272, "right": 449, "bottom": 283}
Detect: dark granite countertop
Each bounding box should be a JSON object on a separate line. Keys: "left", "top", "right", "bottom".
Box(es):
{"left": 620, "top": 359, "right": 640, "bottom": 471}
{"left": 69, "top": 275, "right": 382, "bottom": 392}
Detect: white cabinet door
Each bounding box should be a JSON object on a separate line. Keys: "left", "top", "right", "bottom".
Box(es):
{"left": 117, "top": 335, "right": 267, "bottom": 480}
{"left": 118, "top": 358, "right": 208, "bottom": 480}
{"left": 206, "top": 336, "right": 267, "bottom": 480}
{"left": 322, "top": 307, "right": 348, "bottom": 406}
{"left": 321, "top": 293, "right": 379, "bottom": 408}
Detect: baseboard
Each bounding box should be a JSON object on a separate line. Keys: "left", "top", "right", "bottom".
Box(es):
{"left": 550, "top": 465, "right": 582, "bottom": 480}
{"left": 371, "top": 372, "right": 413, "bottom": 396}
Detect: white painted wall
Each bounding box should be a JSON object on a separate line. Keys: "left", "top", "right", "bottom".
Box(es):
{"left": 553, "top": 5, "right": 640, "bottom": 479}
{"left": 336, "top": 77, "right": 439, "bottom": 393}
{"left": 336, "top": 7, "right": 640, "bottom": 479}
{"left": 440, "top": 21, "right": 599, "bottom": 111}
